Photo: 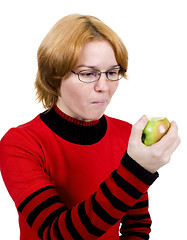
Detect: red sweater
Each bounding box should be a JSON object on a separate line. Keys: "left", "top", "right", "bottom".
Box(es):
{"left": 0, "top": 105, "right": 158, "bottom": 239}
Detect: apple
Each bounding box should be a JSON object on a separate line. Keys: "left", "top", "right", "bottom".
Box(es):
{"left": 142, "top": 117, "right": 171, "bottom": 146}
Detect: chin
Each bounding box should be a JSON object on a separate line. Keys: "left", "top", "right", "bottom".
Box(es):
{"left": 83, "top": 112, "right": 105, "bottom": 122}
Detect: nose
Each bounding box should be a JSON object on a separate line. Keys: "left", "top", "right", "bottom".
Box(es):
{"left": 94, "top": 73, "right": 109, "bottom": 92}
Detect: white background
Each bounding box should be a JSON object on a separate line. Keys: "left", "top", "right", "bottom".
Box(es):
{"left": 0, "top": 0, "right": 186, "bottom": 239}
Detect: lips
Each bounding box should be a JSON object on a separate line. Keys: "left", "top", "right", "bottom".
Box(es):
{"left": 92, "top": 100, "right": 107, "bottom": 105}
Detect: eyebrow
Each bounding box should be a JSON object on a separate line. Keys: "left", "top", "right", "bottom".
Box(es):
{"left": 76, "top": 64, "right": 120, "bottom": 69}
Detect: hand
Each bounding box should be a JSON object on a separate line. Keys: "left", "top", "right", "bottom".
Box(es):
{"left": 127, "top": 115, "right": 181, "bottom": 173}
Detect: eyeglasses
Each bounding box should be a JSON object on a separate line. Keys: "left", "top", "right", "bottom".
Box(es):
{"left": 71, "top": 67, "right": 126, "bottom": 83}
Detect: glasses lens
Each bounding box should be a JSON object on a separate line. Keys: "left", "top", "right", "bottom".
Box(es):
{"left": 79, "top": 70, "right": 99, "bottom": 82}
{"left": 107, "top": 68, "right": 125, "bottom": 81}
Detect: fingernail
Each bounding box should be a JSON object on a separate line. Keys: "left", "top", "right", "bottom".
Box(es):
{"left": 141, "top": 115, "right": 147, "bottom": 121}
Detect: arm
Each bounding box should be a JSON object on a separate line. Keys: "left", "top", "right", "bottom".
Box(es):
{"left": 0, "top": 128, "right": 157, "bottom": 240}
{"left": 119, "top": 192, "right": 152, "bottom": 240}
{"left": 119, "top": 115, "right": 180, "bottom": 239}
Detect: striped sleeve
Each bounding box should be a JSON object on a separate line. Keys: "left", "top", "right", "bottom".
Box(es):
{"left": 119, "top": 192, "right": 152, "bottom": 240}
{"left": 16, "top": 152, "right": 158, "bottom": 239}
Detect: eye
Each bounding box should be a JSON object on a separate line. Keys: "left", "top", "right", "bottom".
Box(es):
{"left": 108, "top": 69, "right": 119, "bottom": 76}
{"left": 79, "top": 70, "right": 98, "bottom": 78}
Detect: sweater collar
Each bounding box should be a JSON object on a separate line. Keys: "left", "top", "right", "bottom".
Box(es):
{"left": 53, "top": 104, "right": 100, "bottom": 126}
{"left": 40, "top": 105, "right": 107, "bottom": 145}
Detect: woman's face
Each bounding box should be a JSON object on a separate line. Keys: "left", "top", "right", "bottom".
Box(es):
{"left": 56, "top": 40, "right": 119, "bottom": 121}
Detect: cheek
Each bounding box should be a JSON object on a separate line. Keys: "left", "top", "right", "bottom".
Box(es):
{"left": 109, "top": 82, "right": 119, "bottom": 97}
{"left": 61, "top": 83, "right": 90, "bottom": 107}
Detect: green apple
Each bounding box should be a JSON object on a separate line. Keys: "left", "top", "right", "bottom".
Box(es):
{"left": 142, "top": 117, "right": 171, "bottom": 146}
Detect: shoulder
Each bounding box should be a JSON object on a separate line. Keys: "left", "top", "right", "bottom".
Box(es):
{"left": 105, "top": 115, "right": 132, "bottom": 130}
{"left": 105, "top": 115, "right": 132, "bottom": 125}
{"left": 0, "top": 115, "right": 47, "bottom": 177}
{"left": 104, "top": 115, "right": 132, "bottom": 139}
{"left": 0, "top": 115, "right": 43, "bottom": 150}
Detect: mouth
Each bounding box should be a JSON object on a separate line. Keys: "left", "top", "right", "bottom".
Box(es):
{"left": 92, "top": 100, "right": 107, "bottom": 105}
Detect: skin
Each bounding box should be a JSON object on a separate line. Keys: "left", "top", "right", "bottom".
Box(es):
{"left": 128, "top": 115, "right": 181, "bottom": 173}
{"left": 56, "top": 40, "right": 119, "bottom": 121}
{"left": 56, "top": 40, "right": 181, "bottom": 173}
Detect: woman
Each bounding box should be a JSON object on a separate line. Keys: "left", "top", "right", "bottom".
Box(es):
{"left": 0, "top": 14, "right": 180, "bottom": 240}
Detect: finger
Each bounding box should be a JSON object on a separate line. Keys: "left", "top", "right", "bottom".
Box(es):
{"left": 165, "top": 136, "right": 181, "bottom": 156}
{"left": 168, "top": 121, "right": 178, "bottom": 134}
{"left": 158, "top": 121, "right": 178, "bottom": 146}
{"left": 153, "top": 121, "right": 179, "bottom": 151}
{"left": 164, "top": 126, "right": 181, "bottom": 155}
{"left": 131, "top": 115, "right": 148, "bottom": 141}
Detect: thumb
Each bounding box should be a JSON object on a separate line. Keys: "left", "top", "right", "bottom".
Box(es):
{"left": 131, "top": 115, "right": 148, "bottom": 141}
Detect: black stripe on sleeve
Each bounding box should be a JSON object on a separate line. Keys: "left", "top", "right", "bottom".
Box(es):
{"left": 121, "top": 152, "right": 159, "bottom": 185}
{"left": 38, "top": 206, "right": 68, "bottom": 239}
{"left": 65, "top": 210, "right": 84, "bottom": 240}
{"left": 100, "top": 182, "right": 130, "bottom": 212}
{"left": 18, "top": 186, "right": 54, "bottom": 213}
{"left": 47, "top": 225, "right": 52, "bottom": 240}
{"left": 27, "top": 195, "right": 62, "bottom": 227}
{"left": 78, "top": 201, "right": 105, "bottom": 236}
{"left": 123, "top": 213, "right": 151, "bottom": 220}
{"left": 53, "top": 215, "right": 64, "bottom": 240}
{"left": 111, "top": 170, "right": 143, "bottom": 199}
{"left": 131, "top": 200, "right": 149, "bottom": 209}
{"left": 121, "top": 222, "right": 151, "bottom": 230}
{"left": 123, "top": 232, "right": 149, "bottom": 240}
{"left": 91, "top": 193, "right": 119, "bottom": 225}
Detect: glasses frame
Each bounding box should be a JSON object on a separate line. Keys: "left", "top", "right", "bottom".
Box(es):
{"left": 71, "top": 67, "right": 126, "bottom": 83}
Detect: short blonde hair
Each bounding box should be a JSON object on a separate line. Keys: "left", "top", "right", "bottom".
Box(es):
{"left": 35, "top": 14, "right": 128, "bottom": 109}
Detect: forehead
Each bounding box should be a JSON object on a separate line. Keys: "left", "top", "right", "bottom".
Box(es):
{"left": 76, "top": 40, "right": 118, "bottom": 69}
